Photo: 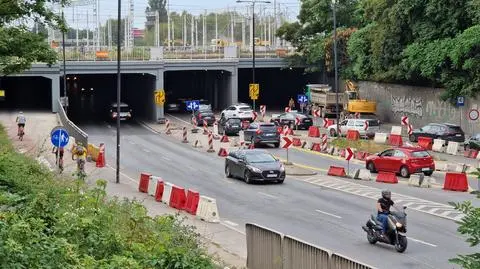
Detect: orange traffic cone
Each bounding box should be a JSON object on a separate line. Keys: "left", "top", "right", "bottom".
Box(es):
{"left": 218, "top": 148, "right": 228, "bottom": 157}
{"left": 96, "top": 151, "right": 105, "bottom": 168}
{"left": 220, "top": 135, "right": 229, "bottom": 143}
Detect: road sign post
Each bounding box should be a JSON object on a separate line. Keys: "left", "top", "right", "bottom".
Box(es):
{"left": 51, "top": 127, "right": 70, "bottom": 169}
{"left": 282, "top": 136, "right": 293, "bottom": 164}
{"left": 154, "top": 89, "right": 166, "bottom": 123}
{"left": 345, "top": 147, "right": 353, "bottom": 176}
{"left": 297, "top": 94, "right": 308, "bottom": 114}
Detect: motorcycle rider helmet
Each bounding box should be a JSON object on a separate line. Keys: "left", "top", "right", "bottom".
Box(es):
{"left": 382, "top": 190, "right": 391, "bottom": 200}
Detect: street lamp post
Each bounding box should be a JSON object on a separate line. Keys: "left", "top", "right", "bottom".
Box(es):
{"left": 116, "top": 0, "right": 122, "bottom": 184}
{"left": 61, "top": 11, "right": 68, "bottom": 114}
{"left": 332, "top": 0, "right": 339, "bottom": 135}
{"left": 236, "top": 0, "right": 271, "bottom": 111}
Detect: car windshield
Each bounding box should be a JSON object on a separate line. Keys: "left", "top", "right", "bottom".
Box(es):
{"left": 366, "top": 119, "right": 379, "bottom": 126}
{"left": 239, "top": 106, "right": 251, "bottom": 111}
{"left": 245, "top": 153, "right": 277, "bottom": 163}
{"left": 411, "top": 151, "right": 430, "bottom": 158}
{"left": 112, "top": 106, "right": 130, "bottom": 112}
{"left": 199, "top": 110, "right": 213, "bottom": 115}
{"left": 448, "top": 126, "right": 463, "bottom": 133}
{"left": 227, "top": 119, "right": 241, "bottom": 124}
{"left": 260, "top": 124, "right": 277, "bottom": 132}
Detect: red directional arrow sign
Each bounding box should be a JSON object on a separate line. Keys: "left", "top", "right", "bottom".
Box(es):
{"left": 252, "top": 111, "right": 258, "bottom": 121}
{"left": 295, "top": 117, "right": 301, "bottom": 126}
{"left": 323, "top": 118, "right": 329, "bottom": 128}
{"left": 282, "top": 136, "right": 293, "bottom": 149}
{"left": 401, "top": 116, "right": 409, "bottom": 126}
{"left": 313, "top": 109, "right": 320, "bottom": 118}
{"left": 407, "top": 124, "right": 413, "bottom": 135}
{"left": 364, "top": 120, "right": 369, "bottom": 131}
{"left": 345, "top": 147, "right": 354, "bottom": 161}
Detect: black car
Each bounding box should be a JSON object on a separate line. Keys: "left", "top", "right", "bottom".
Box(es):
{"left": 464, "top": 133, "right": 480, "bottom": 151}
{"left": 224, "top": 149, "right": 286, "bottom": 184}
{"left": 409, "top": 123, "right": 465, "bottom": 143}
{"left": 193, "top": 109, "right": 216, "bottom": 126}
{"left": 270, "top": 112, "right": 313, "bottom": 130}
{"left": 244, "top": 123, "right": 281, "bottom": 148}
{"left": 218, "top": 117, "right": 242, "bottom": 135}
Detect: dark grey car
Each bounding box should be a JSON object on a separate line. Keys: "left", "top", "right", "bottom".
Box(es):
{"left": 218, "top": 117, "right": 242, "bottom": 135}
{"left": 244, "top": 123, "right": 280, "bottom": 148}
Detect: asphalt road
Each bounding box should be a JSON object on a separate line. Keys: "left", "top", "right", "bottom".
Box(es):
{"left": 80, "top": 121, "right": 471, "bottom": 269}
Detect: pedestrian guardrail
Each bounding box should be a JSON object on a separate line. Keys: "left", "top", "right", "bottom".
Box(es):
{"left": 246, "top": 223, "right": 377, "bottom": 269}
{"left": 56, "top": 99, "right": 88, "bottom": 146}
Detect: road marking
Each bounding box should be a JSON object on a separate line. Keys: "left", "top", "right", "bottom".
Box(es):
{"left": 106, "top": 164, "right": 138, "bottom": 184}
{"left": 408, "top": 237, "right": 437, "bottom": 247}
{"left": 137, "top": 120, "right": 161, "bottom": 134}
{"left": 223, "top": 220, "right": 239, "bottom": 227}
{"left": 274, "top": 156, "right": 328, "bottom": 172}
{"left": 107, "top": 125, "right": 111, "bottom": 129}
{"left": 142, "top": 148, "right": 150, "bottom": 153}
{"left": 258, "top": 192, "right": 277, "bottom": 199}
{"left": 161, "top": 156, "right": 171, "bottom": 161}
{"left": 128, "top": 140, "right": 136, "bottom": 145}
{"left": 315, "top": 209, "right": 342, "bottom": 219}
{"left": 166, "top": 113, "right": 191, "bottom": 125}
{"left": 292, "top": 146, "right": 364, "bottom": 165}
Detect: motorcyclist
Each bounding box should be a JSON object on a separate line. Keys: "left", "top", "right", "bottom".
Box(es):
{"left": 16, "top": 111, "right": 26, "bottom": 136}
{"left": 377, "top": 190, "right": 394, "bottom": 237}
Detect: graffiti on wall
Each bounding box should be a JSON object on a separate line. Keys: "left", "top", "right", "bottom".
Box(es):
{"left": 391, "top": 96, "right": 423, "bottom": 117}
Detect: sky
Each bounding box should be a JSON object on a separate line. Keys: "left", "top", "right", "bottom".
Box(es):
{"left": 61, "top": 0, "right": 301, "bottom": 29}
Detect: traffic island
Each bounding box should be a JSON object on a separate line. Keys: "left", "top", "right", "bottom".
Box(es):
{"left": 284, "top": 163, "right": 317, "bottom": 176}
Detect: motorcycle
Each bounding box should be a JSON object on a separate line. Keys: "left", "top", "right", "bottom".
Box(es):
{"left": 362, "top": 206, "right": 408, "bottom": 253}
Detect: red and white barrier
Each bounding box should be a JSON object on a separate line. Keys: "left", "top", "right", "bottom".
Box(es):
{"left": 196, "top": 195, "right": 220, "bottom": 223}
{"left": 182, "top": 127, "right": 188, "bottom": 143}
{"left": 161, "top": 182, "right": 174, "bottom": 204}
{"left": 207, "top": 133, "right": 215, "bottom": 152}
{"left": 203, "top": 119, "right": 209, "bottom": 135}
{"left": 165, "top": 119, "right": 172, "bottom": 134}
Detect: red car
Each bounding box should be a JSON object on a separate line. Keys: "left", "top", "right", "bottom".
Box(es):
{"left": 365, "top": 147, "right": 435, "bottom": 178}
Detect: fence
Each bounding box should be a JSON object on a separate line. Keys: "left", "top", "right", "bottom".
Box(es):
{"left": 57, "top": 99, "right": 88, "bottom": 146}
{"left": 246, "top": 223, "right": 377, "bottom": 269}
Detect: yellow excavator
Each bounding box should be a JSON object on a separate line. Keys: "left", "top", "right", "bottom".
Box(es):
{"left": 345, "top": 80, "right": 377, "bottom": 115}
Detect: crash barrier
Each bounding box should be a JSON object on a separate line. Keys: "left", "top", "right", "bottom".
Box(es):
{"left": 376, "top": 171, "right": 398, "bottom": 184}
{"left": 312, "top": 143, "right": 322, "bottom": 152}
{"left": 327, "top": 166, "right": 347, "bottom": 177}
{"left": 182, "top": 127, "right": 188, "bottom": 143}
{"left": 443, "top": 172, "right": 468, "bottom": 192}
{"left": 137, "top": 173, "right": 218, "bottom": 221}
{"left": 408, "top": 174, "right": 431, "bottom": 188}
{"left": 325, "top": 119, "right": 335, "bottom": 127}
{"left": 355, "top": 151, "right": 368, "bottom": 161}
{"left": 388, "top": 134, "right": 403, "bottom": 147}
{"left": 346, "top": 130, "right": 360, "bottom": 141}
{"left": 417, "top": 136, "right": 433, "bottom": 150}
{"left": 57, "top": 99, "right": 88, "bottom": 146}
{"left": 464, "top": 149, "right": 479, "bottom": 159}
{"left": 246, "top": 223, "right": 377, "bottom": 269}
{"left": 390, "top": 125, "right": 402, "bottom": 135}
{"left": 373, "top": 133, "right": 388, "bottom": 144}
{"left": 308, "top": 126, "right": 320, "bottom": 137}
{"left": 446, "top": 141, "right": 459, "bottom": 155}
{"left": 432, "top": 139, "right": 445, "bottom": 152}
{"left": 354, "top": 169, "right": 372, "bottom": 181}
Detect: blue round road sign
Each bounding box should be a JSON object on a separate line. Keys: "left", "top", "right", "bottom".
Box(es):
{"left": 51, "top": 128, "right": 70, "bottom": 147}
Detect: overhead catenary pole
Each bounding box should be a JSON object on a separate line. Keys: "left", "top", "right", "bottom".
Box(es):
{"left": 332, "top": 0, "right": 340, "bottom": 135}
{"left": 191, "top": 15, "right": 194, "bottom": 48}
{"left": 167, "top": 0, "right": 171, "bottom": 49}
{"left": 116, "top": 0, "right": 122, "bottom": 184}
{"left": 231, "top": 9, "right": 235, "bottom": 43}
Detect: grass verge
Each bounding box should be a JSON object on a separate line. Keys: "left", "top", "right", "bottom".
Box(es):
{"left": 330, "top": 138, "right": 390, "bottom": 153}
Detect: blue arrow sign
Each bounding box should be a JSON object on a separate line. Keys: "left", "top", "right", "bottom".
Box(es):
{"left": 51, "top": 128, "right": 69, "bottom": 148}
{"left": 186, "top": 100, "right": 200, "bottom": 111}
{"left": 297, "top": 94, "right": 308, "bottom": 104}
{"left": 456, "top": 96, "right": 465, "bottom": 107}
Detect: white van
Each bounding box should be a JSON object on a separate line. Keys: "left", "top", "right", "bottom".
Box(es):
{"left": 328, "top": 118, "right": 380, "bottom": 138}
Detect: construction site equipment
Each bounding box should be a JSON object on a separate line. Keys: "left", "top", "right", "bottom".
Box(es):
{"left": 308, "top": 84, "right": 348, "bottom": 118}
{"left": 345, "top": 80, "right": 377, "bottom": 115}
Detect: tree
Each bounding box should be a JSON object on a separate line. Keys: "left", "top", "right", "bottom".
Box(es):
{"left": 0, "top": 0, "right": 66, "bottom": 75}
{"left": 449, "top": 169, "right": 480, "bottom": 269}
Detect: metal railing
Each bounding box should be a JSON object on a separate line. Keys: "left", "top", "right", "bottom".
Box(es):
{"left": 57, "top": 99, "right": 88, "bottom": 146}
{"left": 56, "top": 46, "right": 295, "bottom": 61}
{"left": 246, "top": 223, "right": 377, "bottom": 269}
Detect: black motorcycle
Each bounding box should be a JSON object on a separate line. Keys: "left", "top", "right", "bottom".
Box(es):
{"left": 362, "top": 206, "right": 408, "bottom": 253}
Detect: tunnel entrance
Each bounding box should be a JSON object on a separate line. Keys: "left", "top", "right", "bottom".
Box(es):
{"left": 0, "top": 76, "right": 52, "bottom": 111}
{"left": 238, "top": 68, "right": 322, "bottom": 110}
{"left": 65, "top": 73, "right": 156, "bottom": 124}
{"left": 164, "top": 70, "right": 230, "bottom": 112}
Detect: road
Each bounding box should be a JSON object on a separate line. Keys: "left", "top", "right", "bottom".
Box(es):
{"left": 80, "top": 120, "right": 471, "bottom": 269}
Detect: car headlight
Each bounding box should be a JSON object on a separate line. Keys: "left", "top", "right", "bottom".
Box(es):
{"left": 279, "top": 164, "right": 285, "bottom": 172}
{"left": 395, "top": 222, "right": 403, "bottom": 228}
{"left": 247, "top": 165, "right": 262, "bottom": 173}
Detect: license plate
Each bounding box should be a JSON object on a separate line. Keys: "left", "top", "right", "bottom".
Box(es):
{"left": 265, "top": 133, "right": 275, "bottom": 136}
{"left": 204, "top": 117, "right": 211, "bottom": 119}
{"left": 232, "top": 125, "right": 239, "bottom": 128}
{"left": 456, "top": 134, "right": 462, "bottom": 137}
{"left": 266, "top": 174, "right": 278, "bottom": 178}
{"left": 304, "top": 119, "right": 311, "bottom": 122}
{"left": 421, "top": 168, "right": 430, "bottom": 172}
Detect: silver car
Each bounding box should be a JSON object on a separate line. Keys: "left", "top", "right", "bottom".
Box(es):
{"left": 328, "top": 118, "right": 380, "bottom": 137}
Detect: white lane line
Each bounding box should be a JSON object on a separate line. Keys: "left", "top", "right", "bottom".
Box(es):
{"left": 142, "top": 148, "right": 150, "bottom": 153}
{"left": 161, "top": 156, "right": 171, "bottom": 161}
{"left": 258, "top": 192, "right": 277, "bottom": 199}
{"left": 106, "top": 165, "right": 138, "bottom": 184}
{"left": 315, "top": 209, "right": 342, "bottom": 219}
{"left": 223, "top": 220, "right": 239, "bottom": 227}
{"left": 128, "top": 140, "right": 136, "bottom": 145}
{"left": 166, "top": 113, "right": 191, "bottom": 125}
{"left": 408, "top": 237, "right": 437, "bottom": 247}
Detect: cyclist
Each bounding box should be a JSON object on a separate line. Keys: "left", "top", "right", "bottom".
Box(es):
{"left": 52, "top": 146, "right": 65, "bottom": 172}
{"left": 15, "top": 111, "right": 26, "bottom": 137}
{"left": 72, "top": 142, "right": 87, "bottom": 176}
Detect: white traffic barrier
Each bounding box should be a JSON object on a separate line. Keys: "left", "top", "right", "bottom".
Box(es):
{"left": 196, "top": 195, "right": 220, "bottom": 223}
{"left": 239, "top": 130, "right": 244, "bottom": 144}
{"left": 408, "top": 174, "right": 431, "bottom": 188}
{"left": 328, "top": 146, "right": 335, "bottom": 155}
{"left": 435, "top": 162, "right": 447, "bottom": 171}
{"left": 354, "top": 169, "right": 372, "bottom": 181}
{"left": 213, "top": 123, "right": 219, "bottom": 135}
{"left": 148, "top": 176, "right": 160, "bottom": 196}
{"left": 446, "top": 141, "right": 459, "bottom": 155}
{"left": 446, "top": 163, "right": 459, "bottom": 172}
{"left": 432, "top": 139, "right": 445, "bottom": 152}
{"left": 161, "top": 182, "right": 174, "bottom": 204}
{"left": 303, "top": 140, "right": 313, "bottom": 149}
{"left": 374, "top": 133, "right": 388, "bottom": 144}
{"left": 391, "top": 126, "right": 402, "bottom": 135}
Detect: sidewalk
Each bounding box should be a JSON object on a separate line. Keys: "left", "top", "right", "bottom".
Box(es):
{"left": 0, "top": 111, "right": 247, "bottom": 269}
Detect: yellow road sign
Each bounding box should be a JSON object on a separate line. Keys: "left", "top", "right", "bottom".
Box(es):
{"left": 154, "top": 89, "right": 165, "bottom": 105}
{"left": 249, "top": 83, "right": 259, "bottom": 100}
{"left": 0, "top": 90, "right": 4, "bottom": 97}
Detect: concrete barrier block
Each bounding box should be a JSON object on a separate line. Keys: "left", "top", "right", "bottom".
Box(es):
{"left": 354, "top": 169, "right": 372, "bottom": 181}
{"left": 374, "top": 133, "right": 388, "bottom": 144}
{"left": 391, "top": 126, "right": 402, "bottom": 135}
{"left": 432, "top": 139, "right": 445, "bottom": 152}
{"left": 446, "top": 142, "right": 459, "bottom": 155}
{"left": 408, "top": 174, "right": 431, "bottom": 188}
{"left": 435, "top": 162, "right": 448, "bottom": 171}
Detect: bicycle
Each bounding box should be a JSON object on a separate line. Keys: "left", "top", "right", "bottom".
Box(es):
{"left": 75, "top": 158, "right": 86, "bottom": 180}
{"left": 18, "top": 125, "right": 24, "bottom": 141}
{"left": 53, "top": 147, "right": 64, "bottom": 173}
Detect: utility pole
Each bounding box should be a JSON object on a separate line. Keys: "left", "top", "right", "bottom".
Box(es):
{"left": 115, "top": 0, "right": 122, "bottom": 184}
{"left": 191, "top": 15, "right": 194, "bottom": 48}
{"left": 332, "top": 0, "right": 340, "bottom": 134}
{"left": 155, "top": 11, "right": 159, "bottom": 47}
{"left": 231, "top": 10, "right": 235, "bottom": 43}
{"left": 167, "top": 0, "right": 171, "bottom": 49}
{"left": 202, "top": 10, "right": 206, "bottom": 51}
{"left": 108, "top": 18, "right": 112, "bottom": 49}
{"left": 86, "top": 10, "right": 89, "bottom": 50}
{"left": 215, "top": 13, "right": 218, "bottom": 45}
{"left": 241, "top": 16, "right": 245, "bottom": 49}
{"left": 195, "top": 17, "right": 198, "bottom": 48}
{"left": 184, "top": 14, "right": 187, "bottom": 47}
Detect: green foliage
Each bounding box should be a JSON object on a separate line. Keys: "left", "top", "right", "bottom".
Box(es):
{"left": 0, "top": 125, "right": 214, "bottom": 268}
{"left": 448, "top": 168, "right": 480, "bottom": 268}
{"left": 0, "top": 0, "right": 66, "bottom": 75}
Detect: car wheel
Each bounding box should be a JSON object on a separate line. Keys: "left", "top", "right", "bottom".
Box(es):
{"left": 423, "top": 171, "right": 433, "bottom": 176}
{"left": 225, "top": 165, "right": 232, "bottom": 178}
{"left": 244, "top": 170, "right": 252, "bottom": 184}
{"left": 329, "top": 128, "right": 336, "bottom": 137}
{"left": 274, "top": 142, "right": 280, "bottom": 148}
{"left": 367, "top": 162, "right": 376, "bottom": 173}
{"left": 400, "top": 166, "right": 410, "bottom": 178}
{"left": 409, "top": 134, "right": 416, "bottom": 142}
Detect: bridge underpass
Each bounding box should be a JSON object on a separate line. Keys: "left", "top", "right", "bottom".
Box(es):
{"left": 0, "top": 76, "right": 52, "bottom": 111}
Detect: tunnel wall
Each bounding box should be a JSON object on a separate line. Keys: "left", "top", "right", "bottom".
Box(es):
{"left": 0, "top": 76, "right": 53, "bottom": 110}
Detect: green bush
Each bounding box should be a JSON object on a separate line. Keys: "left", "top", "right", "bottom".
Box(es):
{"left": 0, "top": 124, "right": 214, "bottom": 268}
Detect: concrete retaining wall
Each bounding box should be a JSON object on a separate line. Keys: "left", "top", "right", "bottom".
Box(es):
{"left": 358, "top": 81, "right": 480, "bottom": 135}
